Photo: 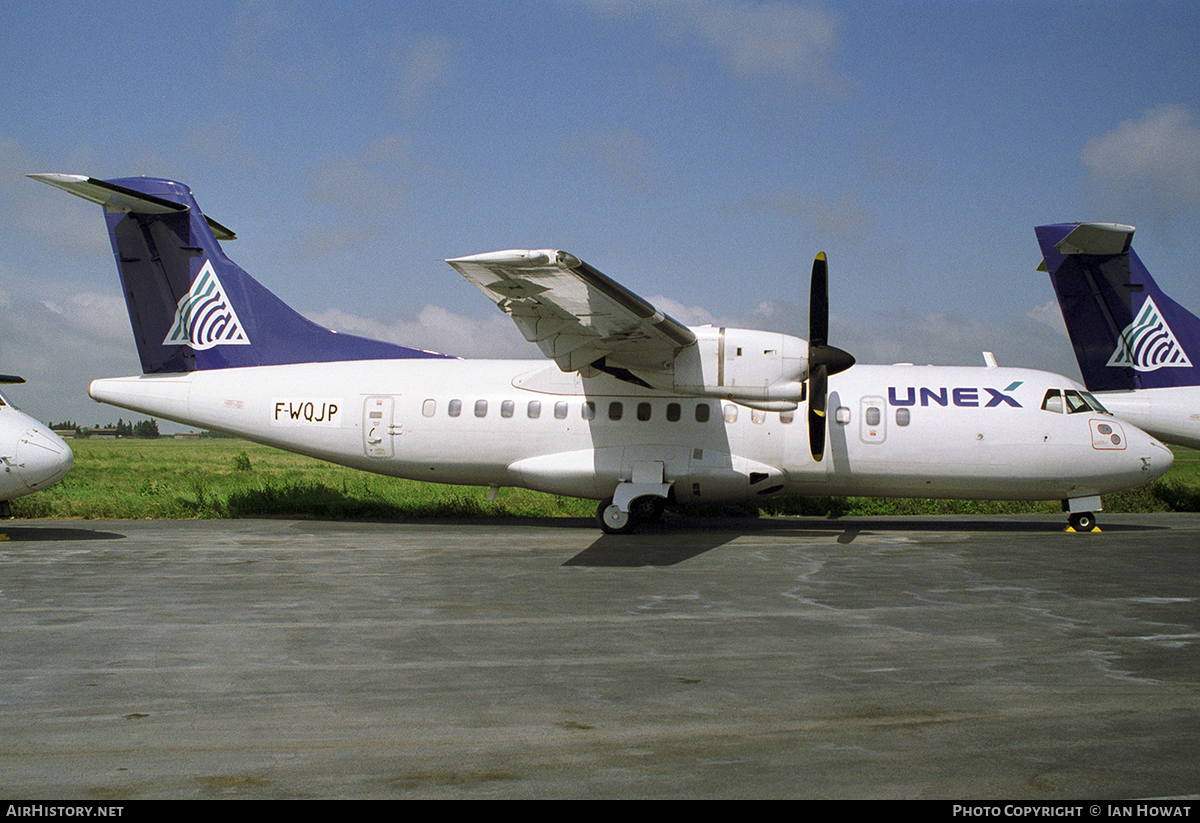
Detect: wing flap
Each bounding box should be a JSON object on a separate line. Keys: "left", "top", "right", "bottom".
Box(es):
{"left": 447, "top": 249, "right": 696, "bottom": 373}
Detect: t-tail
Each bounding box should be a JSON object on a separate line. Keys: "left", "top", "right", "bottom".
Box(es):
{"left": 1036, "top": 222, "right": 1200, "bottom": 392}
{"left": 30, "top": 174, "right": 451, "bottom": 373}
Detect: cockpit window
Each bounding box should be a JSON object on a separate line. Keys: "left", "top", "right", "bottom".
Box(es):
{"left": 1043, "top": 388, "right": 1111, "bottom": 415}
{"left": 1064, "top": 390, "right": 1092, "bottom": 414}
{"left": 1080, "top": 391, "right": 1111, "bottom": 414}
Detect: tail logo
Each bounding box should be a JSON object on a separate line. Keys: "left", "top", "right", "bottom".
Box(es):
{"left": 163, "top": 261, "right": 251, "bottom": 350}
{"left": 1106, "top": 296, "right": 1192, "bottom": 372}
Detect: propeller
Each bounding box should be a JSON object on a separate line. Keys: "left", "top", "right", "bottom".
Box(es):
{"left": 808, "top": 252, "right": 855, "bottom": 461}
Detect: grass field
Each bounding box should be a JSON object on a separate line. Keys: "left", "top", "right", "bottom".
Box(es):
{"left": 10, "top": 437, "right": 1200, "bottom": 521}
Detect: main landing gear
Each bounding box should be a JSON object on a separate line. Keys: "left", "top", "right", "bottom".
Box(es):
{"left": 596, "top": 496, "right": 666, "bottom": 535}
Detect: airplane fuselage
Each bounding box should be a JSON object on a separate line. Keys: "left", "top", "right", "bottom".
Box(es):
{"left": 0, "top": 401, "right": 73, "bottom": 504}
{"left": 1089, "top": 388, "right": 1200, "bottom": 451}
{"left": 89, "top": 360, "right": 1172, "bottom": 506}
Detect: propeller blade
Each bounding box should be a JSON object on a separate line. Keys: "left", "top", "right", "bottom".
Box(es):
{"left": 810, "top": 252, "right": 828, "bottom": 348}
{"left": 808, "top": 363, "right": 828, "bottom": 461}
{"left": 807, "top": 251, "right": 854, "bottom": 461}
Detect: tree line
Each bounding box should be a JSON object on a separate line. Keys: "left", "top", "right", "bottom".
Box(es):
{"left": 48, "top": 418, "right": 160, "bottom": 439}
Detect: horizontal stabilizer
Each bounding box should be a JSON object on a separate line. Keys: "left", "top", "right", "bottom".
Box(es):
{"left": 1053, "top": 222, "right": 1135, "bottom": 256}
{"left": 29, "top": 173, "right": 237, "bottom": 241}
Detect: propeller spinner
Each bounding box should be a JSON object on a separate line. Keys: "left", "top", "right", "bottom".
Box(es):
{"left": 808, "top": 252, "right": 855, "bottom": 461}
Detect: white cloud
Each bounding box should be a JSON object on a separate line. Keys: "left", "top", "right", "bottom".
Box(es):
{"left": 0, "top": 137, "right": 111, "bottom": 258}
{"left": 223, "top": 0, "right": 339, "bottom": 93}
{"left": 1025, "top": 300, "right": 1069, "bottom": 338}
{"left": 746, "top": 190, "right": 873, "bottom": 245}
{"left": 0, "top": 289, "right": 139, "bottom": 424}
{"left": 582, "top": 0, "right": 846, "bottom": 90}
{"left": 562, "top": 129, "right": 653, "bottom": 190}
{"left": 310, "top": 136, "right": 412, "bottom": 209}
{"left": 392, "top": 34, "right": 460, "bottom": 108}
{"left": 307, "top": 305, "right": 539, "bottom": 359}
{"left": 644, "top": 295, "right": 720, "bottom": 327}
{"left": 1081, "top": 105, "right": 1200, "bottom": 221}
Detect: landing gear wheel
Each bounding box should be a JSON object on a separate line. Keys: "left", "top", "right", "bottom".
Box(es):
{"left": 597, "top": 497, "right": 636, "bottom": 535}
{"left": 630, "top": 495, "right": 665, "bottom": 525}
{"left": 1068, "top": 511, "right": 1096, "bottom": 532}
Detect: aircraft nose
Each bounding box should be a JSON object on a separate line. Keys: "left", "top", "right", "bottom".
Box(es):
{"left": 15, "top": 428, "right": 74, "bottom": 490}
{"left": 1141, "top": 436, "right": 1175, "bottom": 481}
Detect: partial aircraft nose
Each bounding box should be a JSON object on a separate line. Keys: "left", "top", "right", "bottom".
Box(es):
{"left": 15, "top": 427, "right": 74, "bottom": 491}
{"left": 1141, "top": 435, "right": 1175, "bottom": 482}
{"left": 1115, "top": 423, "right": 1175, "bottom": 488}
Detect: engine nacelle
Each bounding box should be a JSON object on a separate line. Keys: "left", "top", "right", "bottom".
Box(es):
{"left": 631, "top": 327, "right": 808, "bottom": 410}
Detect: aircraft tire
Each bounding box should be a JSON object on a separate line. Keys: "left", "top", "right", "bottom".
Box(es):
{"left": 597, "top": 497, "right": 637, "bottom": 535}
{"left": 1069, "top": 511, "right": 1096, "bottom": 532}
{"left": 630, "top": 495, "right": 665, "bottom": 524}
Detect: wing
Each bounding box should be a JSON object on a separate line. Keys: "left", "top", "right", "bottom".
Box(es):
{"left": 447, "top": 249, "right": 696, "bottom": 373}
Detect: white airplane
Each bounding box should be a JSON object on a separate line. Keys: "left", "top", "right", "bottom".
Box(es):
{"left": 1036, "top": 222, "right": 1200, "bottom": 450}
{"left": 30, "top": 173, "right": 1173, "bottom": 533}
{"left": 0, "top": 374, "right": 74, "bottom": 517}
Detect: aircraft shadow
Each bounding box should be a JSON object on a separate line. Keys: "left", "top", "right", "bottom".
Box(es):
{"left": 562, "top": 513, "right": 1169, "bottom": 567}
{"left": 0, "top": 525, "right": 126, "bottom": 542}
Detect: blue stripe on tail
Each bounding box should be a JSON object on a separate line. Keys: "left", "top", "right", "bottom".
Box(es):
{"left": 1036, "top": 222, "right": 1200, "bottom": 391}
{"left": 97, "top": 176, "right": 451, "bottom": 373}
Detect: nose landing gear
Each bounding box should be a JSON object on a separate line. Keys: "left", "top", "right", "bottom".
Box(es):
{"left": 1063, "top": 496, "right": 1102, "bottom": 533}
{"left": 1067, "top": 511, "right": 1099, "bottom": 533}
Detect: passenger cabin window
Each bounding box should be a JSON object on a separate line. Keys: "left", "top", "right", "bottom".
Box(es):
{"left": 724, "top": 404, "right": 738, "bottom": 423}
{"left": 528, "top": 400, "right": 541, "bottom": 419}
{"left": 609, "top": 402, "right": 623, "bottom": 421}
{"left": 667, "top": 403, "right": 681, "bottom": 422}
{"left": 637, "top": 402, "right": 651, "bottom": 421}
{"left": 554, "top": 401, "right": 568, "bottom": 420}
{"left": 895, "top": 407, "right": 910, "bottom": 426}
{"left": 422, "top": 399, "right": 436, "bottom": 417}
{"left": 475, "top": 399, "right": 488, "bottom": 418}
{"left": 835, "top": 407, "right": 851, "bottom": 425}
{"left": 780, "top": 411, "right": 794, "bottom": 424}
{"left": 751, "top": 409, "right": 765, "bottom": 424}
{"left": 501, "top": 400, "right": 514, "bottom": 418}
{"left": 695, "top": 404, "right": 710, "bottom": 423}
{"left": 448, "top": 399, "right": 462, "bottom": 417}
{"left": 865, "top": 407, "right": 881, "bottom": 427}
{"left": 583, "top": 401, "right": 595, "bottom": 420}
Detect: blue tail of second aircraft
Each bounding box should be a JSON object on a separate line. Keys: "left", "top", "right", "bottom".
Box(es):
{"left": 30, "top": 174, "right": 451, "bottom": 374}
{"left": 1035, "top": 222, "right": 1200, "bottom": 392}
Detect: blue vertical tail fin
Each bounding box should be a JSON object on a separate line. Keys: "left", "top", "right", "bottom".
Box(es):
{"left": 30, "top": 174, "right": 451, "bottom": 373}
{"left": 1035, "top": 222, "right": 1200, "bottom": 391}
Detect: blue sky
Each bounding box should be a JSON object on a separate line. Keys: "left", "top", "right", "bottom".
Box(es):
{"left": 2, "top": 0, "right": 1200, "bottom": 427}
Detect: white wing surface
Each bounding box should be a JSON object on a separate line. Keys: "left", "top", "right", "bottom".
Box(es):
{"left": 447, "top": 249, "right": 696, "bottom": 374}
